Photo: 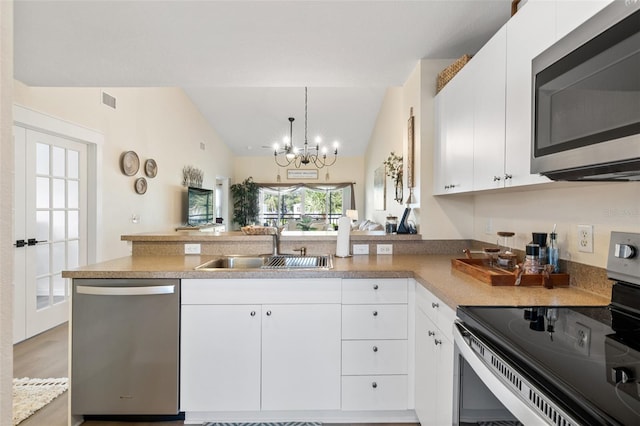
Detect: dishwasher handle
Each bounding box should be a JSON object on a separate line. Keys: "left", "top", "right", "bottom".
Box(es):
{"left": 76, "top": 285, "right": 175, "bottom": 296}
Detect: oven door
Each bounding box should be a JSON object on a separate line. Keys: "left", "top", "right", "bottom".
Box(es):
{"left": 453, "top": 321, "right": 580, "bottom": 425}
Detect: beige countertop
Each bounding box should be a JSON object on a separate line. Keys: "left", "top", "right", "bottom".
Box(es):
{"left": 62, "top": 254, "right": 610, "bottom": 309}
{"left": 121, "top": 230, "right": 422, "bottom": 242}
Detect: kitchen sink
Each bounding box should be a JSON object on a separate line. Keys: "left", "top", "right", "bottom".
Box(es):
{"left": 195, "top": 254, "right": 332, "bottom": 270}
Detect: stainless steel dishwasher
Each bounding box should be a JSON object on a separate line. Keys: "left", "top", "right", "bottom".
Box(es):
{"left": 71, "top": 278, "right": 180, "bottom": 418}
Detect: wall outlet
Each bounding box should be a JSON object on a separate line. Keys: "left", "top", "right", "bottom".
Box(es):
{"left": 184, "top": 243, "right": 201, "bottom": 254}
{"left": 353, "top": 244, "right": 369, "bottom": 255}
{"left": 484, "top": 218, "right": 493, "bottom": 235}
{"left": 577, "top": 225, "right": 594, "bottom": 253}
{"left": 377, "top": 244, "right": 393, "bottom": 255}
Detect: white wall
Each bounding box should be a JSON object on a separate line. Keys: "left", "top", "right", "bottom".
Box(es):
{"left": 363, "top": 87, "right": 406, "bottom": 225}
{"left": 0, "top": 2, "right": 13, "bottom": 424}
{"left": 364, "top": 59, "right": 475, "bottom": 238}
{"left": 14, "top": 83, "right": 235, "bottom": 261}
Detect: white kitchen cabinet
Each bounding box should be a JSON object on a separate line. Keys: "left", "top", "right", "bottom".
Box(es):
{"left": 414, "top": 284, "right": 455, "bottom": 426}
{"left": 342, "top": 375, "right": 409, "bottom": 411}
{"left": 555, "top": 0, "right": 613, "bottom": 41}
{"left": 261, "top": 304, "right": 341, "bottom": 410}
{"left": 180, "top": 279, "right": 341, "bottom": 413}
{"left": 435, "top": 0, "right": 613, "bottom": 194}
{"left": 341, "top": 278, "right": 411, "bottom": 411}
{"left": 504, "top": 0, "right": 555, "bottom": 187}
{"left": 434, "top": 60, "right": 476, "bottom": 195}
{"left": 180, "top": 304, "right": 262, "bottom": 412}
{"left": 473, "top": 27, "right": 507, "bottom": 191}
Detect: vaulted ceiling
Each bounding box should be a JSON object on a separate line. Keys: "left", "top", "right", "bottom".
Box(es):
{"left": 14, "top": 0, "right": 513, "bottom": 157}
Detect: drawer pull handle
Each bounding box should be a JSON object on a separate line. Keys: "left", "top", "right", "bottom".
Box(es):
{"left": 372, "top": 311, "right": 378, "bottom": 317}
{"left": 372, "top": 346, "right": 378, "bottom": 352}
{"left": 432, "top": 302, "right": 439, "bottom": 309}
{"left": 428, "top": 330, "right": 435, "bottom": 336}
{"left": 373, "top": 284, "right": 379, "bottom": 290}
{"left": 266, "top": 310, "right": 272, "bottom": 316}
{"left": 250, "top": 311, "right": 256, "bottom": 317}
{"left": 371, "top": 382, "right": 378, "bottom": 389}
{"left": 434, "top": 339, "right": 442, "bottom": 346}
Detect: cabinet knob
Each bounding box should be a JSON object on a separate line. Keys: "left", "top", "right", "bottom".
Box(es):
{"left": 434, "top": 339, "right": 442, "bottom": 346}
{"left": 428, "top": 330, "right": 436, "bottom": 336}
{"left": 493, "top": 176, "right": 501, "bottom": 182}
{"left": 250, "top": 311, "right": 256, "bottom": 317}
{"left": 266, "top": 310, "right": 272, "bottom": 316}
{"left": 504, "top": 173, "right": 513, "bottom": 180}
{"left": 371, "top": 382, "right": 378, "bottom": 389}
{"left": 372, "top": 346, "right": 378, "bottom": 352}
{"left": 372, "top": 310, "right": 378, "bottom": 317}
{"left": 373, "top": 284, "right": 379, "bottom": 290}
{"left": 432, "top": 302, "right": 439, "bottom": 309}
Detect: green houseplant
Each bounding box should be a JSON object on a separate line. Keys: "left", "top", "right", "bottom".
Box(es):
{"left": 230, "top": 177, "right": 260, "bottom": 227}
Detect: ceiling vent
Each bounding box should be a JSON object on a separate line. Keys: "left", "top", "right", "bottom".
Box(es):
{"left": 101, "top": 91, "right": 116, "bottom": 109}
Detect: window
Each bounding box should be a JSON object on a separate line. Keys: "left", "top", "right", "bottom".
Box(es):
{"left": 259, "top": 185, "right": 349, "bottom": 228}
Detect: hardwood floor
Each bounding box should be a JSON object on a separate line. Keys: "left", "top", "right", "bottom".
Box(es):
{"left": 14, "top": 324, "right": 419, "bottom": 426}
{"left": 13, "top": 322, "right": 69, "bottom": 426}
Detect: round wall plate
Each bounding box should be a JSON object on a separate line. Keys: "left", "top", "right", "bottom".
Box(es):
{"left": 145, "top": 159, "right": 158, "bottom": 178}
{"left": 121, "top": 151, "right": 140, "bottom": 176}
{"left": 134, "top": 177, "right": 147, "bottom": 194}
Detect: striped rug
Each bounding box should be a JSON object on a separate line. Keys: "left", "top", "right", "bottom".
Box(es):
{"left": 205, "top": 423, "right": 322, "bottom": 426}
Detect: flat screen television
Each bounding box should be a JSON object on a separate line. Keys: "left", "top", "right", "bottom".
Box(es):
{"left": 187, "top": 186, "right": 214, "bottom": 226}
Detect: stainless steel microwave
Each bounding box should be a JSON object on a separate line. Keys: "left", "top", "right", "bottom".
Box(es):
{"left": 531, "top": 0, "right": 640, "bottom": 181}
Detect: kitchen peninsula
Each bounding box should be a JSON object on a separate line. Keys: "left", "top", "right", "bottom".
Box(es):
{"left": 63, "top": 231, "right": 610, "bottom": 425}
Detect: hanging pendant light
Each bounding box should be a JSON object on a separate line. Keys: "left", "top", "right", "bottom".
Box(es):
{"left": 273, "top": 87, "right": 339, "bottom": 170}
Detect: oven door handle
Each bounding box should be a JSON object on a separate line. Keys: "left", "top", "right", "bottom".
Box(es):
{"left": 454, "top": 322, "right": 564, "bottom": 426}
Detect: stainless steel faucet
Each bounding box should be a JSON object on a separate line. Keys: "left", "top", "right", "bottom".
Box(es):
{"left": 293, "top": 247, "right": 307, "bottom": 256}
{"left": 271, "top": 228, "right": 280, "bottom": 255}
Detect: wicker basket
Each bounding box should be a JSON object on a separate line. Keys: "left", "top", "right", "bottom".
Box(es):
{"left": 241, "top": 226, "right": 277, "bottom": 235}
{"left": 436, "top": 54, "right": 472, "bottom": 93}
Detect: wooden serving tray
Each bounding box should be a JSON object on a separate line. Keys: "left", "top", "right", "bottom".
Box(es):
{"left": 451, "top": 258, "right": 570, "bottom": 287}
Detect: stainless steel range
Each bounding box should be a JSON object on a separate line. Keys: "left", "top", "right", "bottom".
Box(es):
{"left": 454, "top": 231, "right": 640, "bottom": 425}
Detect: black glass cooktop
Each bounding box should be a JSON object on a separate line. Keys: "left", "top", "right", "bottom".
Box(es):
{"left": 457, "top": 304, "right": 640, "bottom": 426}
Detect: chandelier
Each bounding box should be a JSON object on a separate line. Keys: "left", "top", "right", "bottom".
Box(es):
{"left": 273, "top": 87, "right": 338, "bottom": 169}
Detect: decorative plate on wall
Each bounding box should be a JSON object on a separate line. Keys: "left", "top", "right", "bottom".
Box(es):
{"left": 121, "top": 151, "right": 140, "bottom": 176}
{"left": 145, "top": 159, "right": 158, "bottom": 178}
{"left": 134, "top": 177, "right": 147, "bottom": 194}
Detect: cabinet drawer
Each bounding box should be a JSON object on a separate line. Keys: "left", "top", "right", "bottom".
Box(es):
{"left": 342, "top": 305, "right": 408, "bottom": 340}
{"left": 341, "top": 375, "right": 408, "bottom": 411}
{"left": 342, "top": 340, "right": 408, "bottom": 375}
{"left": 182, "top": 278, "right": 341, "bottom": 304}
{"left": 342, "top": 279, "right": 408, "bottom": 304}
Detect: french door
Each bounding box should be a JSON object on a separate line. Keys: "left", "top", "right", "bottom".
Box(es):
{"left": 13, "top": 126, "right": 87, "bottom": 343}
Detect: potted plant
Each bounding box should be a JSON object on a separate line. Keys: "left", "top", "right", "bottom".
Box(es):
{"left": 296, "top": 215, "right": 314, "bottom": 231}
{"left": 230, "top": 177, "right": 259, "bottom": 227}
{"left": 383, "top": 152, "right": 403, "bottom": 203}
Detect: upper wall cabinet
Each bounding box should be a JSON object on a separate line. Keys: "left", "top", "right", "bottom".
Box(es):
{"left": 472, "top": 28, "right": 507, "bottom": 191}
{"left": 504, "top": 0, "right": 555, "bottom": 188}
{"left": 555, "top": 0, "right": 614, "bottom": 41}
{"left": 434, "top": 0, "right": 614, "bottom": 195}
{"left": 434, "top": 58, "right": 476, "bottom": 194}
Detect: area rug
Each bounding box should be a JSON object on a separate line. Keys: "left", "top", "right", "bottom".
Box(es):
{"left": 204, "top": 423, "right": 322, "bottom": 426}
{"left": 12, "top": 377, "right": 68, "bottom": 425}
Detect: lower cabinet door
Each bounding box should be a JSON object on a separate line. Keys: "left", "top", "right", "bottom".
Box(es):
{"left": 341, "top": 375, "right": 408, "bottom": 411}
{"left": 261, "top": 304, "right": 341, "bottom": 410}
{"left": 180, "top": 305, "right": 262, "bottom": 411}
